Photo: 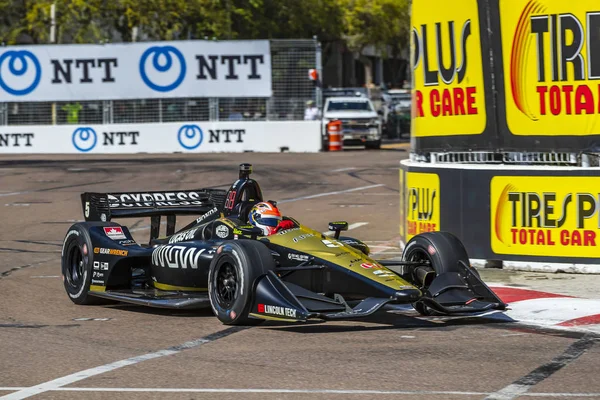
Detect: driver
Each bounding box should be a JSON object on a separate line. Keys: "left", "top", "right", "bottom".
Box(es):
{"left": 248, "top": 201, "right": 295, "bottom": 235}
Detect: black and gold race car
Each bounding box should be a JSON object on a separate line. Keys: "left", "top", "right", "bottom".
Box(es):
{"left": 61, "top": 164, "right": 506, "bottom": 325}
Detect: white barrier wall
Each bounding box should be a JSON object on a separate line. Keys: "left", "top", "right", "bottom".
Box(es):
{"left": 0, "top": 121, "right": 321, "bottom": 154}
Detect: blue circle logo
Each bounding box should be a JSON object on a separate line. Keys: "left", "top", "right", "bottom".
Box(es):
{"left": 72, "top": 127, "right": 97, "bottom": 152}
{"left": 139, "top": 46, "right": 186, "bottom": 92}
{"left": 178, "top": 125, "right": 203, "bottom": 150}
{"left": 0, "top": 50, "right": 41, "bottom": 96}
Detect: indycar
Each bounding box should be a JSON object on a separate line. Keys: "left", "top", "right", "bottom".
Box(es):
{"left": 61, "top": 163, "right": 506, "bottom": 325}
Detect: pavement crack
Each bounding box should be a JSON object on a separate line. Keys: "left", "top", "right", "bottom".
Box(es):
{"left": 0, "top": 258, "right": 60, "bottom": 280}
{"left": 485, "top": 333, "right": 597, "bottom": 399}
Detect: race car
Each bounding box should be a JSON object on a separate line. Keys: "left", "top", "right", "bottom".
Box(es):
{"left": 61, "top": 163, "right": 506, "bottom": 325}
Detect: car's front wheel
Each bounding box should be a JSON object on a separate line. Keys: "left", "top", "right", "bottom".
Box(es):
{"left": 208, "top": 240, "right": 275, "bottom": 325}
{"left": 401, "top": 231, "right": 478, "bottom": 316}
{"left": 61, "top": 224, "right": 102, "bottom": 305}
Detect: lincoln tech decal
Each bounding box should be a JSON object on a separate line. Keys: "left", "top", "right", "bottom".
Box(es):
{"left": 501, "top": 0, "right": 600, "bottom": 135}
{"left": 405, "top": 172, "right": 440, "bottom": 241}
{"left": 491, "top": 176, "right": 600, "bottom": 257}
{"left": 411, "top": 0, "right": 487, "bottom": 136}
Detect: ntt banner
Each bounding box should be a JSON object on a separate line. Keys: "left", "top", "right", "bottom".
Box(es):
{"left": 0, "top": 121, "right": 320, "bottom": 154}
{"left": 0, "top": 40, "right": 272, "bottom": 101}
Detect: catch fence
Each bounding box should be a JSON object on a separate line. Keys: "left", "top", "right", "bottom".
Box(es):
{"left": 0, "top": 39, "right": 321, "bottom": 126}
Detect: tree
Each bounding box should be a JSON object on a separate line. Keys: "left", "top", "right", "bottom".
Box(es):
{"left": 22, "top": 0, "right": 108, "bottom": 44}
{"left": 341, "top": 0, "right": 410, "bottom": 85}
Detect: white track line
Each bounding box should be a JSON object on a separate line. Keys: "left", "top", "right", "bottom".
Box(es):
{"left": 0, "top": 191, "right": 30, "bottom": 198}
{"left": 0, "top": 327, "right": 246, "bottom": 400}
{"left": 279, "top": 184, "right": 384, "bottom": 204}
{"left": 1, "top": 387, "right": 600, "bottom": 397}
{"left": 331, "top": 167, "right": 357, "bottom": 172}
{"left": 323, "top": 222, "right": 369, "bottom": 236}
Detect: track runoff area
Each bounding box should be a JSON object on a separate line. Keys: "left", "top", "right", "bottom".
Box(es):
{"left": 2, "top": 150, "right": 600, "bottom": 400}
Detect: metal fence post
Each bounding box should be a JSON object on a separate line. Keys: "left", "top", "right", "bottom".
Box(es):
{"left": 315, "top": 37, "right": 322, "bottom": 110}
{"left": 0, "top": 103, "right": 6, "bottom": 125}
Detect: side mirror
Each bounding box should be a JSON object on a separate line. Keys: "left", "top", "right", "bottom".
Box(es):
{"left": 328, "top": 221, "right": 348, "bottom": 239}
{"left": 233, "top": 225, "right": 264, "bottom": 239}
{"left": 377, "top": 110, "right": 384, "bottom": 116}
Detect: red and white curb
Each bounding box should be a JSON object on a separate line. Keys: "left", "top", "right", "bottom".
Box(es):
{"left": 484, "top": 284, "right": 600, "bottom": 334}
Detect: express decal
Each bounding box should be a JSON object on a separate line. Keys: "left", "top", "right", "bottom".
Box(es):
{"left": 491, "top": 176, "right": 600, "bottom": 257}
{"left": 405, "top": 172, "right": 440, "bottom": 240}
{"left": 502, "top": 0, "right": 600, "bottom": 135}
{"left": 107, "top": 191, "right": 205, "bottom": 208}
{"left": 411, "top": 0, "right": 487, "bottom": 136}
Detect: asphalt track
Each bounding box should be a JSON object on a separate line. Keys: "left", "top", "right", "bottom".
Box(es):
{"left": 1, "top": 147, "right": 600, "bottom": 400}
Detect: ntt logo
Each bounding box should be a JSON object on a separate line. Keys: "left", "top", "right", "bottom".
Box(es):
{"left": 139, "top": 46, "right": 186, "bottom": 92}
{"left": 0, "top": 50, "right": 42, "bottom": 96}
{"left": 72, "top": 127, "right": 98, "bottom": 152}
{"left": 177, "top": 124, "right": 203, "bottom": 150}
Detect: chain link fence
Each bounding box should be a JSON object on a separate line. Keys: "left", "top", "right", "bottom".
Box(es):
{"left": 0, "top": 39, "right": 320, "bottom": 126}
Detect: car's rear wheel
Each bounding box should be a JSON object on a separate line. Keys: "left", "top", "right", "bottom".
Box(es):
{"left": 61, "top": 224, "right": 103, "bottom": 305}
{"left": 402, "top": 231, "right": 478, "bottom": 316}
{"left": 208, "top": 240, "right": 275, "bottom": 325}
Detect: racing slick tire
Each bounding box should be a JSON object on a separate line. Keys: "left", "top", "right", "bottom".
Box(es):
{"left": 208, "top": 240, "right": 275, "bottom": 325}
{"left": 401, "top": 231, "right": 479, "bottom": 316}
{"left": 61, "top": 223, "right": 109, "bottom": 305}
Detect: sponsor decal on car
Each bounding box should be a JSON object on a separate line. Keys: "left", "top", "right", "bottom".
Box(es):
{"left": 94, "top": 247, "right": 128, "bottom": 256}
{"left": 91, "top": 279, "right": 104, "bottom": 285}
{"left": 321, "top": 239, "right": 341, "bottom": 248}
{"left": 195, "top": 206, "right": 219, "bottom": 224}
{"left": 103, "top": 226, "right": 127, "bottom": 240}
{"left": 93, "top": 261, "right": 109, "bottom": 270}
{"left": 257, "top": 303, "right": 297, "bottom": 318}
{"left": 169, "top": 228, "right": 198, "bottom": 244}
{"left": 288, "top": 253, "right": 309, "bottom": 262}
{"left": 293, "top": 233, "right": 314, "bottom": 243}
{"left": 107, "top": 191, "right": 206, "bottom": 209}
{"left": 360, "top": 262, "right": 381, "bottom": 269}
{"left": 151, "top": 245, "right": 212, "bottom": 269}
{"left": 119, "top": 239, "right": 137, "bottom": 246}
{"left": 373, "top": 269, "right": 396, "bottom": 277}
{"left": 278, "top": 227, "right": 300, "bottom": 235}
{"left": 92, "top": 271, "right": 104, "bottom": 279}
{"left": 215, "top": 225, "right": 230, "bottom": 239}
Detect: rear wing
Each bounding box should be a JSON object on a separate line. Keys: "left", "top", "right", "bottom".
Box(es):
{"left": 81, "top": 189, "right": 227, "bottom": 238}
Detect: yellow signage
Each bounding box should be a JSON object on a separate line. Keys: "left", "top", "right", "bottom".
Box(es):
{"left": 501, "top": 0, "right": 600, "bottom": 135}
{"left": 405, "top": 172, "right": 440, "bottom": 241}
{"left": 411, "top": 0, "right": 487, "bottom": 136}
{"left": 491, "top": 176, "right": 600, "bottom": 257}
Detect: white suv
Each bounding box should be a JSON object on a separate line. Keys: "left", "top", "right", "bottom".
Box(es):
{"left": 322, "top": 97, "right": 382, "bottom": 149}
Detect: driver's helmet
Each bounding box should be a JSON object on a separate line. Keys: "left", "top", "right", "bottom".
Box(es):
{"left": 248, "top": 201, "right": 282, "bottom": 236}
